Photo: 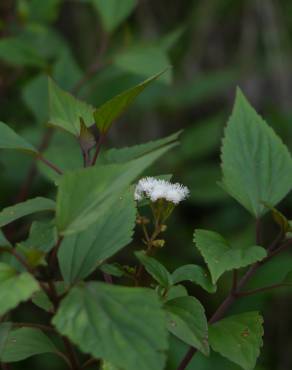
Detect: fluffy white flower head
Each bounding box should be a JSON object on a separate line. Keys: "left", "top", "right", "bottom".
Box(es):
{"left": 134, "top": 177, "right": 189, "bottom": 204}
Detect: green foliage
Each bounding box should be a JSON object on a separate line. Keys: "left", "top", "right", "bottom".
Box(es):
{"left": 194, "top": 229, "right": 267, "bottom": 284}
{"left": 114, "top": 46, "right": 172, "bottom": 84}
{"left": 209, "top": 312, "right": 264, "bottom": 370}
{"left": 0, "top": 327, "right": 58, "bottom": 363}
{"left": 135, "top": 251, "right": 173, "bottom": 288}
{"left": 0, "top": 121, "right": 38, "bottom": 155}
{"left": 58, "top": 190, "right": 136, "bottom": 283}
{"left": 0, "top": 197, "right": 55, "bottom": 228}
{"left": 89, "top": 0, "right": 137, "bottom": 33}
{"left": 21, "top": 221, "right": 57, "bottom": 253}
{"left": 0, "top": 231, "right": 11, "bottom": 247}
{"left": 164, "top": 296, "right": 209, "bottom": 355}
{"left": 0, "top": 263, "right": 39, "bottom": 316}
{"left": 99, "top": 130, "right": 181, "bottom": 164}
{"left": 48, "top": 78, "right": 95, "bottom": 135}
{"left": 1, "top": 6, "right": 292, "bottom": 368}
{"left": 56, "top": 145, "right": 176, "bottom": 235}
{"left": 221, "top": 89, "right": 292, "bottom": 217}
{"left": 94, "top": 71, "right": 166, "bottom": 133}
{"left": 172, "top": 264, "right": 216, "bottom": 293}
{"left": 53, "top": 283, "right": 168, "bottom": 370}
{"left": 0, "top": 37, "right": 46, "bottom": 67}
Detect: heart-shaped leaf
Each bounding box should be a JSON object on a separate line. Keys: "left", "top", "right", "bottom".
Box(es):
{"left": 209, "top": 312, "right": 264, "bottom": 370}
{"left": 194, "top": 229, "right": 267, "bottom": 284}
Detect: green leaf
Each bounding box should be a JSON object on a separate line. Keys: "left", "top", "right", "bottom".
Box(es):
{"left": 0, "top": 37, "right": 45, "bottom": 67}
{"left": 56, "top": 144, "right": 176, "bottom": 235}
{"left": 0, "top": 197, "right": 55, "bottom": 228}
{"left": 0, "top": 323, "right": 12, "bottom": 357}
{"left": 100, "top": 263, "right": 124, "bottom": 278}
{"left": 99, "top": 130, "right": 181, "bottom": 164}
{"left": 0, "top": 263, "right": 40, "bottom": 316}
{"left": 21, "top": 221, "right": 57, "bottom": 253}
{"left": 90, "top": 0, "right": 137, "bottom": 32}
{"left": 48, "top": 77, "right": 95, "bottom": 136}
{"left": 164, "top": 296, "right": 209, "bottom": 356}
{"left": 93, "top": 71, "right": 167, "bottom": 133}
{"left": 0, "top": 121, "right": 38, "bottom": 155}
{"left": 221, "top": 88, "right": 292, "bottom": 217}
{"left": 114, "top": 46, "right": 171, "bottom": 84}
{"left": 135, "top": 251, "right": 172, "bottom": 288}
{"left": 0, "top": 231, "right": 11, "bottom": 247}
{"left": 1, "top": 328, "right": 57, "bottom": 362}
{"left": 101, "top": 361, "right": 121, "bottom": 370}
{"left": 32, "top": 282, "right": 66, "bottom": 313}
{"left": 194, "top": 229, "right": 267, "bottom": 284}
{"left": 163, "top": 285, "right": 188, "bottom": 302}
{"left": 53, "top": 283, "right": 168, "bottom": 370}
{"left": 172, "top": 264, "right": 216, "bottom": 293}
{"left": 209, "top": 312, "right": 264, "bottom": 370}
{"left": 58, "top": 190, "right": 136, "bottom": 283}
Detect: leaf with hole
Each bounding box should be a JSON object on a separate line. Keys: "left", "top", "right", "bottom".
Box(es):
{"left": 209, "top": 312, "right": 264, "bottom": 370}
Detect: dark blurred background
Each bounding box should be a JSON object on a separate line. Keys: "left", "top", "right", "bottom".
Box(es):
{"left": 1, "top": 0, "right": 292, "bottom": 369}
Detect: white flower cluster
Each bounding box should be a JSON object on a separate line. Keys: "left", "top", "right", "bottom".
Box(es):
{"left": 134, "top": 177, "right": 189, "bottom": 204}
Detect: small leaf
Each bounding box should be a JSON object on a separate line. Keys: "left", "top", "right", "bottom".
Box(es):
{"left": 0, "top": 121, "right": 38, "bottom": 155}
{"left": 79, "top": 118, "right": 96, "bottom": 153}
{"left": 194, "top": 229, "right": 267, "bottom": 284}
{"left": 93, "top": 71, "right": 167, "bottom": 133}
{"left": 100, "top": 263, "right": 124, "bottom": 278}
{"left": 99, "top": 130, "right": 181, "bottom": 164}
{"left": 90, "top": 0, "right": 136, "bottom": 32}
{"left": 58, "top": 190, "right": 136, "bottom": 283}
{"left": 56, "top": 144, "right": 176, "bottom": 235}
{"left": 53, "top": 282, "right": 168, "bottom": 370}
{"left": 163, "top": 285, "right": 188, "bottom": 302}
{"left": 209, "top": 312, "right": 264, "bottom": 370}
{"left": 21, "top": 220, "right": 57, "bottom": 253}
{"left": 221, "top": 88, "right": 292, "bottom": 217}
{"left": 48, "top": 77, "right": 95, "bottom": 136}
{"left": 262, "top": 202, "right": 290, "bottom": 233}
{"left": 164, "top": 296, "right": 209, "bottom": 356}
{"left": 1, "top": 328, "right": 57, "bottom": 362}
{"left": 0, "top": 197, "right": 55, "bottom": 228}
{"left": 172, "top": 264, "right": 216, "bottom": 293}
{"left": 0, "top": 263, "right": 40, "bottom": 316}
{"left": 135, "top": 251, "right": 172, "bottom": 288}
